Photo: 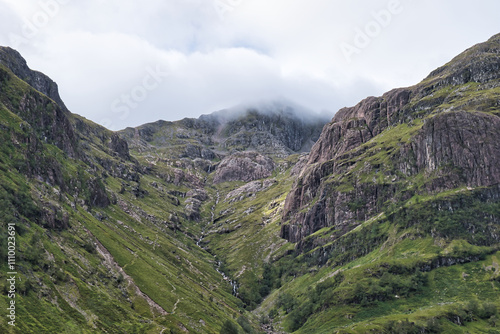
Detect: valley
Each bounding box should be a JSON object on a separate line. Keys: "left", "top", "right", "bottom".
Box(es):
{"left": 1, "top": 33, "right": 500, "bottom": 333}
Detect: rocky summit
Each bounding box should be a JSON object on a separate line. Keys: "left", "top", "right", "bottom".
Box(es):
{"left": 1, "top": 34, "right": 500, "bottom": 334}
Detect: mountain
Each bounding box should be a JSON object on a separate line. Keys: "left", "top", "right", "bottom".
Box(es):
{"left": 0, "top": 46, "right": 264, "bottom": 333}
{"left": 264, "top": 33, "right": 500, "bottom": 332}
{"left": 282, "top": 33, "right": 500, "bottom": 245}
{"left": 0, "top": 46, "right": 327, "bottom": 334}
{"left": 0, "top": 33, "right": 500, "bottom": 334}
{"left": 120, "top": 100, "right": 328, "bottom": 157}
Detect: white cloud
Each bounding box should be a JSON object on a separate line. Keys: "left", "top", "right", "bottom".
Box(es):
{"left": 0, "top": 0, "right": 500, "bottom": 130}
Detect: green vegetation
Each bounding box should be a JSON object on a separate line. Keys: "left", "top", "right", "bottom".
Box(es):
{"left": 0, "top": 64, "right": 247, "bottom": 333}
{"left": 2, "top": 36, "right": 500, "bottom": 333}
{"left": 250, "top": 181, "right": 500, "bottom": 332}
{"left": 220, "top": 320, "right": 239, "bottom": 334}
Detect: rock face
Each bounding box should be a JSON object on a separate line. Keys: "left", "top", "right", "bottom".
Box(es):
{"left": 213, "top": 151, "right": 275, "bottom": 184}
{"left": 119, "top": 100, "right": 330, "bottom": 159}
{"left": 109, "top": 133, "right": 131, "bottom": 160}
{"left": 281, "top": 87, "right": 417, "bottom": 243}
{"left": 0, "top": 46, "right": 135, "bottom": 215}
{"left": 0, "top": 63, "right": 79, "bottom": 159}
{"left": 409, "top": 111, "right": 500, "bottom": 189}
{"left": 307, "top": 88, "right": 411, "bottom": 165}
{"left": 88, "top": 178, "right": 111, "bottom": 208}
{"left": 0, "top": 46, "right": 68, "bottom": 110}
{"left": 281, "top": 33, "right": 500, "bottom": 245}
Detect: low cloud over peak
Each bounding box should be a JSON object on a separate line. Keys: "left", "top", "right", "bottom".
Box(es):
{"left": 0, "top": 0, "right": 499, "bottom": 130}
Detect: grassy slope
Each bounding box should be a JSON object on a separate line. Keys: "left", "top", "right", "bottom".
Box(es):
{"left": 1, "top": 38, "right": 500, "bottom": 333}
{"left": 251, "top": 79, "right": 500, "bottom": 333}
{"left": 256, "top": 213, "right": 500, "bottom": 333}
{"left": 122, "top": 77, "right": 500, "bottom": 333}
{"left": 0, "top": 66, "right": 247, "bottom": 333}
{"left": 204, "top": 157, "right": 298, "bottom": 310}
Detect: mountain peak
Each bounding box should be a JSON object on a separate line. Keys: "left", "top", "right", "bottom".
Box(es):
{"left": 0, "top": 46, "right": 67, "bottom": 111}
{"left": 121, "top": 100, "right": 330, "bottom": 158}
{"left": 202, "top": 98, "right": 332, "bottom": 125}
{"left": 423, "top": 33, "right": 500, "bottom": 87}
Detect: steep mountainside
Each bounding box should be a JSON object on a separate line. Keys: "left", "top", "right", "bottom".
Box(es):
{"left": 258, "top": 33, "right": 500, "bottom": 333}
{"left": 281, "top": 33, "right": 500, "bottom": 245}
{"left": 0, "top": 47, "right": 262, "bottom": 334}
{"left": 1, "top": 33, "right": 500, "bottom": 334}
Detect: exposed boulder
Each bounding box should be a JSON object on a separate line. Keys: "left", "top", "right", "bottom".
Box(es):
{"left": 225, "top": 179, "right": 277, "bottom": 201}
{"left": 185, "top": 198, "right": 202, "bottom": 221}
{"left": 41, "top": 204, "right": 70, "bottom": 230}
{"left": 213, "top": 151, "right": 275, "bottom": 184}
{"left": 88, "top": 178, "right": 111, "bottom": 208}
{"left": 109, "top": 133, "right": 131, "bottom": 160}
{"left": 186, "top": 189, "right": 209, "bottom": 202}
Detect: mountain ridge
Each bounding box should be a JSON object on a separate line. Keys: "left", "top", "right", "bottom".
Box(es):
{"left": 281, "top": 33, "right": 500, "bottom": 245}
{"left": 120, "top": 100, "right": 329, "bottom": 159}
{"left": 0, "top": 34, "right": 500, "bottom": 334}
{"left": 0, "top": 46, "right": 68, "bottom": 111}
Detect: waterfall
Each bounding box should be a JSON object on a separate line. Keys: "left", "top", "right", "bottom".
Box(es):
{"left": 215, "top": 258, "right": 239, "bottom": 297}
{"left": 196, "top": 190, "right": 238, "bottom": 296}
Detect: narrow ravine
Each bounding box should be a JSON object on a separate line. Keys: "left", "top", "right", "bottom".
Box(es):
{"left": 215, "top": 260, "right": 239, "bottom": 296}
{"left": 196, "top": 190, "right": 239, "bottom": 296}
{"left": 196, "top": 190, "right": 218, "bottom": 247}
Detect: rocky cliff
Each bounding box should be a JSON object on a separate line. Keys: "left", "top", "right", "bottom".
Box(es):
{"left": 0, "top": 46, "right": 133, "bottom": 208}
{"left": 0, "top": 47, "right": 67, "bottom": 110}
{"left": 120, "top": 100, "right": 328, "bottom": 158}
{"left": 2, "top": 34, "right": 500, "bottom": 334}
{"left": 0, "top": 50, "right": 78, "bottom": 160}
{"left": 281, "top": 33, "right": 500, "bottom": 245}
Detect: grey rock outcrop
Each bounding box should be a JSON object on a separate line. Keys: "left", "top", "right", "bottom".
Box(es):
{"left": 120, "top": 100, "right": 330, "bottom": 159}
{"left": 213, "top": 151, "right": 275, "bottom": 184}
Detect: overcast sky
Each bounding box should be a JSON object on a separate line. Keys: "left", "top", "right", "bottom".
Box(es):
{"left": 1, "top": 0, "right": 499, "bottom": 130}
